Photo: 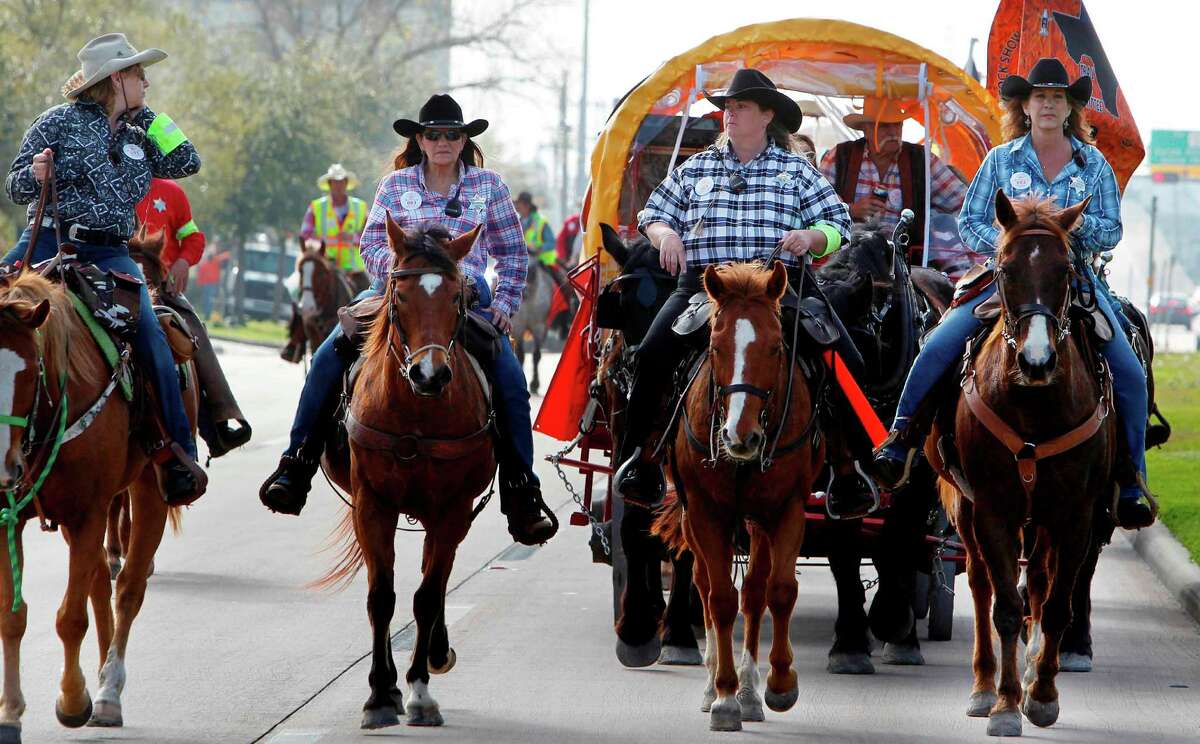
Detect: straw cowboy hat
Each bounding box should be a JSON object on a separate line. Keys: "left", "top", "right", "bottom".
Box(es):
{"left": 317, "top": 163, "right": 358, "bottom": 191}
{"left": 704, "top": 68, "right": 803, "bottom": 133}
{"left": 842, "top": 97, "right": 920, "bottom": 130}
{"left": 62, "top": 33, "right": 166, "bottom": 99}
{"left": 999, "top": 57, "right": 1092, "bottom": 104}
{"left": 393, "top": 94, "right": 489, "bottom": 138}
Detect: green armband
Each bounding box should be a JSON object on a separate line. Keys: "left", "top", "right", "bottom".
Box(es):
{"left": 175, "top": 219, "right": 199, "bottom": 241}
{"left": 809, "top": 223, "right": 843, "bottom": 258}
{"left": 147, "top": 113, "right": 188, "bottom": 155}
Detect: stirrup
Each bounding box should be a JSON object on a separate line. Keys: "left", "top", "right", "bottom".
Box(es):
{"left": 1111, "top": 475, "right": 1159, "bottom": 530}
{"left": 871, "top": 431, "right": 917, "bottom": 490}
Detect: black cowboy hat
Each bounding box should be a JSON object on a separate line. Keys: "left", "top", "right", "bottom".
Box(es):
{"left": 704, "top": 68, "right": 803, "bottom": 133}
{"left": 999, "top": 58, "right": 1092, "bottom": 105}
{"left": 393, "top": 93, "right": 489, "bottom": 138}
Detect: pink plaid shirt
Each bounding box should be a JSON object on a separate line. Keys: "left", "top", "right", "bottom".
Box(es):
{"left": 360, "top": 164, "right": 527, "bottom": 317}
{"left": 819, "top": 146, "right": 966, "bottom": 232}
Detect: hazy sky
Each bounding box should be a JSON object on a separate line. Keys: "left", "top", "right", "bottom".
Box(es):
{"left": 454, "top": 0, "right": 1197, "bottom": 194}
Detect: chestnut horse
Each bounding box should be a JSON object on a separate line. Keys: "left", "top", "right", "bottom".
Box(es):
{"left": 282, "top": 240, "right": 362, "bottom": 363}
{"left": 932, "top": 193, "right": 1114, "bottom": 737}
{"left": 0, "top": 254, "right": 196, "bottom": 742}
{"left": 314, "top": 220, "right": 494, "bottom": 730}
{"left": 662, "top": 261, "right": 823, "bottom": 731}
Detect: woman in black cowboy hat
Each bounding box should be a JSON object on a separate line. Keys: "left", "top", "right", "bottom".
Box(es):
{"left": 873, "top": 57, "right": 1155, "bottom": 529}
{"left": 261, "top": 93, "right": 556, "bottom": 546}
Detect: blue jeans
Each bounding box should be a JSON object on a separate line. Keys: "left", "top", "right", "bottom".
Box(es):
{"left": 199, "top": 282, "right": 218, "bottom": 319}
{"left": 891, "top": 276, "right": 1147, "bottom": 488}
{"left": 6, "top": 226, "right": 197, "bottom": 459}
{"left": 285, "top": 280, "right": 538, "bottom": 483}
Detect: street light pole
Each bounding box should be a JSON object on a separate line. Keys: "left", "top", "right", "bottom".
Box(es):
{"left": 1146, "top": 195, "right": 1157, "bottom": 314}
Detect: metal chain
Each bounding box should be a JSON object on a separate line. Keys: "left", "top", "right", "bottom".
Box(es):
{"left": 547, "top": 432, "right": 611, "bottom": 557}
{"left": 931, "top": 537, "right": 955, "bottom": 596}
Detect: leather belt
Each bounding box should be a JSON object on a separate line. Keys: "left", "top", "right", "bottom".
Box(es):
{"left": 34, "top": 217, "right": 125, "bottom": 246}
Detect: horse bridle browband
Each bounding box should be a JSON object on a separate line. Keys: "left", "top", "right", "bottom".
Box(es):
{"left": 387, "top": 256, "right": 466, "bottom": 390}
{"left": 994, "top": 228, "right": 1074, "bottom": 349}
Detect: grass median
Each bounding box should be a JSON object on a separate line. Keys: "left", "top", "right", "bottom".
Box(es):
{"left": 207, "top": 319, "right": 288, "bottom": 346}
{"left": 1148, "top": 352, "right": 1200, "bottom": 564}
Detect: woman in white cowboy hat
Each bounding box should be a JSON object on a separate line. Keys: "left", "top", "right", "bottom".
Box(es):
{"left": 3, "top": 32, "right": 205, "bottom": 505}
{"left": 261, "top": 93, "right": 557, "bottom": 546}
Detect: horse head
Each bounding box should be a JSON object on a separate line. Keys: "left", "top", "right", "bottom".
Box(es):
{"left": 0, "top": 275, "right": 51, "bottom": 490}
{"left": 128, "top": 225, "right": 169, "bottom": 293}
{"left": 374, "top": 216, "right": 478, "bottom": 397}
{"left": 702, "top": 260, "right": 788, "bottom": 462}
{"left": 599, "top": 223, "right": 675, "bottom": 344}
{"left": 297, "top": 239, "right": 332, "bottom": 317}
{"left": 993, "top": 190, "right": 1090, "bottom": 385}
{"left": 818, "top": 222, "right": 895, "bottom": 328}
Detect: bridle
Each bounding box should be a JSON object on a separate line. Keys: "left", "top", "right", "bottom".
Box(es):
{"left": 993, "top": 228, "right": 1074, "bottom": 350}
{"left": 386, "top": 254, "right": 466, "bottom": 393}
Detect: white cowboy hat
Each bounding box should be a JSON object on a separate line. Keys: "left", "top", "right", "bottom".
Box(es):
{"left": 317, "top": 163, "right": 359, "bottom": 191}
{"left": 62, "top": 33, "right": 166, "bottom": 100}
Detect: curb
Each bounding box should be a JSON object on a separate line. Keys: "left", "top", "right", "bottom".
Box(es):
{"left": 209, "top": 334, "right": 284, "bottom": 351}
{"left": 1128, "top": 522, "right": 1200, "bottom": 627}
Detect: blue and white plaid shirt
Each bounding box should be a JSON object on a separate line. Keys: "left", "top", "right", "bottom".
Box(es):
{"left": 639, "top": 140, "right": 851, "bottom": 268}
{"left": 958, "top": 134, "right": 1122, "bottom": 256}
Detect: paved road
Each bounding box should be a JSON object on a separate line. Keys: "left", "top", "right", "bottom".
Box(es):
{"left": 11, "top": 343, "right": 1199, "bottom": 743}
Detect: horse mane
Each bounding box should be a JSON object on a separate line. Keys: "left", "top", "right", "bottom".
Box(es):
{"left": 819, "top": 221, "right": 888, "bottom": 283}
{"left": 997, "top": 195, "right": 1071, "bottom": 253}
{"left": 708, "top": 263, "right": 781, "bottom": 310}
{"left": 361, "top": 224, "right": 461, "bottom": 365}
{"left": 0, "top": 272, "right": 104, "bottom": 387}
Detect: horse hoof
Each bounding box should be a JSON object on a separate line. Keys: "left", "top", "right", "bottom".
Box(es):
{"left": 55, "top": 692, "right": 93, "bottom": 728}
{"left": 764, "top": 685, "right": 799, "bottom": 713}
{"left": 709, "top": 697, "right": 742, "bottom": 731}
{"left": 967, "top": 690, "right": 998, "bottom": 717}
{"left": 701, "top": 687, "right": 716, "bottom": 712}
{"left": 881, "top": 642, "right": 925, "bottom": 666}
{"left": 86, "top": 700, "right": 123, "bottom": 727}
{"left": 1021, "top": 693, "right": 1059, "bottom": 728}
{"left": 986, "top": 709, "right": 1022, "bottom": 737}
{"left": 616, "top": 637, "right": 661, "bottom": 668}
{"left": 108, "top": 559, "right": 121, "bottom": 581}
{"left": 0, "top": 723, "right": 20, "bottom": 744}
{"left": 827, "top": 651, "right": 875, "bottom": 675}
{"left": 1059, "top": 652, "right": 1092, "bottom": 672}
{"left": 736, "top": 689, "right": 765, "bottom": 722}
{"left": 360, "top": 707, "right": 401, "bottom": 730}
{"left": 429, "top": 647, "right": 457, "bottom": 675}
{"left": 658, "top": 645, "right": 703, "bottom": 666}
{"left": 406, "top": 703, "right": 444, "bottom": 727}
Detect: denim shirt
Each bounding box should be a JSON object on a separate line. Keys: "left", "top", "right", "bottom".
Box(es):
{"left": 958, "top": 134, "right": 1122, "bottom": 257}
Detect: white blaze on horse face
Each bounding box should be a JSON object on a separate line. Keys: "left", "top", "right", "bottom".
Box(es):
{"left": 0, "top": 349, "right": 27, "bottom": 482}
{"left": 419, "top": 274, "right": 443, "bottom": 296}
{"left": 723, "top": 318, "right": 757, "bottom": 444}
{"left": 1023, "top": 315, "right": 1053, "bottom": 368}
{"left": 299, "top": 262, "right": 316, "bottom": 314}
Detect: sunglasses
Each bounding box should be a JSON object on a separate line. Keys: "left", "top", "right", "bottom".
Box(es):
{"left": 422, "top": 130, "right": 463, "bottom": 142}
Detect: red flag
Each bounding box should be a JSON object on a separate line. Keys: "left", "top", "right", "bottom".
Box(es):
{"left": 988, "top": 0, "right": 1143, "bottom": 191}
{"left": 533, "top": 259, "right": 599, "bottom": 441}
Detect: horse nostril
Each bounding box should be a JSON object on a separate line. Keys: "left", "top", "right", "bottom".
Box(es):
{"left": 408, "top": 364, "right": 426, "bottom": 384}
{"left": 433, "top": 365, "right": 452, "bottom": 388}
{"left": 745, "top": 431, "right": 764, "bottom": 453}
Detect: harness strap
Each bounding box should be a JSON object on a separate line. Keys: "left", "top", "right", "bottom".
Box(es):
{"left": 345, "top": 410, "right": 493, "bottom": 460}
{"left": 962, "top": 371, "right": 1109, "bottom": 520}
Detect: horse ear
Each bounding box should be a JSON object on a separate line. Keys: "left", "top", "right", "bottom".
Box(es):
{"left": 1056, "top": 195, "right": 1091, "bottom": 233}
{"left": 703, "top": 264, "right": 725, "bottom": 302}
{"left": 384, "top": 213, "right": 409, "bottom": 257}
{"left": 446, "top": 225, "right": 483, "bottom": 262}
{"left": 765, "top": 260, "right": 788, "bottom": 301}
{"left": 5, "top": 299, "right": 50, "bottom": 329}
{"left": 994, "top": 189, "right": 1019, "bottom": 231}
{"left": 599, "top": 223, "right": 628, "bottom": 266}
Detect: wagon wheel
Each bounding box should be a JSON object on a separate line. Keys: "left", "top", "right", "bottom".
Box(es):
{"left": 927, "top": 509, "right": 961, "bottom": 641}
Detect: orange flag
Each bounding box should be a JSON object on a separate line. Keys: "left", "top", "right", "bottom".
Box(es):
{"left": 533, "top": 259, "right": 599, "bottom": 442}
{"left": 988, "top": 0, "right": 1143, "bottom": 191}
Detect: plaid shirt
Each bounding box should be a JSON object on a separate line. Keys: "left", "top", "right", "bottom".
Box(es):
{"left": 819, "top": 144, "right": 966, "bottom": 232}
{"left": 360, "top": 164, "right": 527, "bottom": 317}
{"left": 959, "top": 135, "right": 1122, "bottom": 256}
{"left": 639, "top": 141, "right": 850, "bottom": 267}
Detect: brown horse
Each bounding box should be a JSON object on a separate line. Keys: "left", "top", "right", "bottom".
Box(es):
{"left": 314, "top": 219, "right": 494, "bottom": 730}
{"left": 659, "top": 261, "right": 823, "bottom": 731}
{"left": 0, "top": 253, "right": 196, "bottom": 742}
{"left": 931, "top": 193, "right": 1114, "bottom": 737}
{"left": 282, "top": 239, "right": 362, "bottom": 363}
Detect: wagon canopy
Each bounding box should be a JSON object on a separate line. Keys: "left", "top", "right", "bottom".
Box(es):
{"left": 582, "top": 18, "right": 1003, "bottom": 269}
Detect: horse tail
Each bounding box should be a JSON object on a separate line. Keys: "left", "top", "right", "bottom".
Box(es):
{"left": 167, "top": 505, "right": 183, "bottom": 535}
{"left": 651, "top": 488, "right": 687, "bottom": 557}
{"left": 936, "top": 476, "right": 960, "bottom": 522}
{"left": 308, "top": 506, "right": 363, "bottom": 592}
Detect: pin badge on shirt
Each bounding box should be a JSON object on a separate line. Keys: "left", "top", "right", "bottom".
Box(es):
{"left": 775, "top": 171, "right": 793, "bottom": 185}
{"left": 400, "top": 190, "right": 422, "bottom": 211}
{"left": 694, "top": 176, "right": 714, "bottom": 197}
{"left": 1010, "top": 172, "right": 1032, "bottom": 190}
{"left": 1069, "top": 176, "right": 1086, "bottom": 195}
{"left": 122, "top": 143, "right": 145, "bottom": 161}
{"left": 469, "top": 192, "right": 487, "bottom": 213}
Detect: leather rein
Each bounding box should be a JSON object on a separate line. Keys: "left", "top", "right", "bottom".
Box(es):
{"left": 963, "top": 226, "right": 1110, "bottom": 521}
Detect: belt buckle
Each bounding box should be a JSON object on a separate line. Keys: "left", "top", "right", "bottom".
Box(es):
{"left": 67, "top": 224, "right": 84, "bottom": 242}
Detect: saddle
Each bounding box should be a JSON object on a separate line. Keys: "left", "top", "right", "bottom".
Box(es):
{"left": 670, "top": 290, "right": 842, "bottom": 347}
{"left": 336, "top": 294, "right": 505, "bottom": 364}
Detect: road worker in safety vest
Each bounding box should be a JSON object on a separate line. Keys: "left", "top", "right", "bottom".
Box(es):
{"left": 300, "top": 163, "right": 369, "bottom": 282}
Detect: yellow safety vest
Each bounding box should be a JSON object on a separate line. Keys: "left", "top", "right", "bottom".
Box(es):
{"left": 311, "top": 196, "right": 368, "bottom": 271}
{"left": 523, "top": 212, "right": 556, "bottom": 266}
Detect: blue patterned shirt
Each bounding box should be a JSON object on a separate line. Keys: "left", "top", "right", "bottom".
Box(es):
{"left": 639, "top": 141, "right": 851, "bottom": 268}
{"left": 958, "top": 135, "right": 1122, "bottom": 256}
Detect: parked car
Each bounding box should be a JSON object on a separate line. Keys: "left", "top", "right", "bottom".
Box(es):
{"left": 228, "top": 233, "right": 298, "bottom": 321}
{"left": 1149, "top": 293, "right": 1197, "bottom": 328}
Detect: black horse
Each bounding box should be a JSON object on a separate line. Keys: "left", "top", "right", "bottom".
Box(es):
{"left": 597, "top": 224, "right": 704, "bottom": 667}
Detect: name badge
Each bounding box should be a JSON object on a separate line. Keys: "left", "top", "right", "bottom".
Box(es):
{"left": 694, "top": 176, "right": 714, "bottom": 197}
{"left": 1010, "top": 172, "right": 1032, "bottom": 190}
{"left": 122, "top": 143, "right": 145, "bottom": 161}
{"left": 400, "top": 190, "right": 422, "bottom": 211}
